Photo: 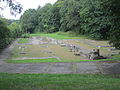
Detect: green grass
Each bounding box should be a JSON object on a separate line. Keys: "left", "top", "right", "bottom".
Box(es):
{"left": 6, "top": 58, "right": 58, "bottom": 63}
{"left": 6, "top": 58, "right": 116, "bottom": 63}
{"left": 18, "top": 38, "right": 29, "bottom": 44}
{"left": 30, "top": 32, "right": 87, "bottom": 40}
{"left": 112, "top": 54, "right": 120, "bottom": 60}
{"left": 0, "top": 73, "right": 120, "bottom": 90}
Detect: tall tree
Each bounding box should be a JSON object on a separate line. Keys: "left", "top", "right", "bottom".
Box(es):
{"left": 0, "top": 18, "right": 11, "bottom": 50}
{"left": 103, "top": 0, "right": 120, "bottom": 49}
{"left": 20, "top": 9, "right": 38, "bottom": 33}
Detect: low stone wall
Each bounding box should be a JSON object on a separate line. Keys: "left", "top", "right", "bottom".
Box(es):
{"left": 59, "top": 43, "right": 106, "bottom": 60}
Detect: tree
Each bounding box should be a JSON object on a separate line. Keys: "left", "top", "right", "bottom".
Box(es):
{"left": 59, "top": 0, "right": 81, "bottom": 33}
{"left": 19, "top": 0, "right": 120, "bottom": 49}
{"left": 8, "top": 21, "right": 22, "bottom": 38}
{"left": 20, "top": 9, "right": 38, "bottom": 33}
{"left": 37, "top": 3, "right": 54, "bottom": 33}
{"left": 103, "top": 0, "right": 120, "bottom": 49}
{"left": 0, "top": 0, "right": 23, "bottom": 16}
{"left": 0, "top": 18, "right": 11, "bottom": 50}
{"left": 50, "top": 1, "right": 64, "bottom": 32}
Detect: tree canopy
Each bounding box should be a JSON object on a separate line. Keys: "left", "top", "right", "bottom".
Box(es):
{"left": 0, "top": 0, "right": 120, "bottom": 49}
{"left": 19, "top": 0, "right": 120, "bottom": 48}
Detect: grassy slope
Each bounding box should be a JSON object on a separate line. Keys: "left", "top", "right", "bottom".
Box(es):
{"left": 30, "top": 32, "right": 87, "bottom": 40}
{"left": 0, "top": 73, "right": 120, "bottom": 90}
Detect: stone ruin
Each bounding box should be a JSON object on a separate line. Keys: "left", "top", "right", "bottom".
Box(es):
{"left": 36, "top": 37, "right": 107, "bottom": 60}
{"left": 59, "top": 42, "right": 106, "bottom": 60}
{"left": 88, "top": 49, "right": 105, "bottom": 60}
{"left": 19, "top": 46, "right": 27, "bottom": 54}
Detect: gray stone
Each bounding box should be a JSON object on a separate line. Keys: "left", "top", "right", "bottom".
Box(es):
{"left": 47, "top": 63, "right": 73, "bottom": 74}
{"left": 98, "top": 62, "right": 120, "bottom": 74}
{"left": 76, "top": 62, "right": 100, "bottom": 74}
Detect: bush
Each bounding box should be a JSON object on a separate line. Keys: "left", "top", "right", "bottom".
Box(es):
{"left": 21, "top": 33, "right": 30, "bottom": 38}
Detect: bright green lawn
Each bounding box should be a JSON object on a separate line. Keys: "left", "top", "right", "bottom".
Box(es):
{"left": 6, "top": 58, "right": 116, "bottom": 63}
{"left": 0, "top": 73, "right": 120, "bottom": 90}
{"left": 6, "top": 58, "right": 58, "bottom": 63}
{"left": 18, "top": 38, "right": 29, "bottom": 44}
{"left": 30, "top": 32, "right": 87, "bottom": 40}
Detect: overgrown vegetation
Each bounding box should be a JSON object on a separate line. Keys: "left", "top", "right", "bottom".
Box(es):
{"left": 0, "top": 18, "right": 23, "bottom": 51}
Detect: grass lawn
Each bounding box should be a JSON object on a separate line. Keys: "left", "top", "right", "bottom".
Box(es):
{"left": 0, "top": 73, "right": 120, "bottom": 90}
{"left": 30, "top": 32, "right": 87, "bottom": 40}
{"left": 6, "top": 58, "right": 115, "bottom": 63}
{"left": 6, "top": 58, "right": 58, "bottom": 63}
{"left": 18, "top": 38, "right": 29, "bottom": 44}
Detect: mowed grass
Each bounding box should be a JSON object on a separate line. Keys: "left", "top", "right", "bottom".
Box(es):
{"left": 0, "top": 73, "right": 120, "bottom": 90}
{"left": 6, "top": 58, "right": 115, "bottom": 63}
{"left": 30, "top": 32, "right": 87, "bottom": 40}
{"left": 18, "top": 38, "right": 29, "bottom": 44}
{"left": 6, "top": 58, "right": 58, "bottom": 63}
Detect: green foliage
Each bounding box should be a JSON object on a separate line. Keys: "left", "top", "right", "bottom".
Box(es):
{"left": 37, "top": 3, "right": 56, "bottom": 33}
{"left": 59, "top": 0, "right": 81, "bottom": 32}
{"left": 19, "top": 0, "right": 120, "bottom": 48}
{"left": 18, "top": 38, "right": 29, "bottom": 44}
{"left": 20, "top": 9, "right": 38, "bottom": 33}
{"left": 0, "top": 18, "right": 11, "bottom": 50}
{"left": 106, "top": 0, "right": 120, "bottom": 49}
{"left": 21, "top": 33, "right": 30, "bottom": 38}
{"left": 8, "top": 22, "right": 22, "bottom": 38}
{"left": 0, "top": 18, "right": 23, "bottom": 51}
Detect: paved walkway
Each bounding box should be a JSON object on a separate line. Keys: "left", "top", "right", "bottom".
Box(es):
{"left": 0, "top": 39, "right": 120, "bottom": 74}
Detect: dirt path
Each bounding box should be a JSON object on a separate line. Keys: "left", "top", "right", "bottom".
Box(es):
{"left": 0, "top": 38, "right": 120, "bottom": 74}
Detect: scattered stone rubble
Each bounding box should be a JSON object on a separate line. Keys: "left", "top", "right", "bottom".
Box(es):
{"left": 19, "top": 46, "right": 27, "bottom": 54}
{"left": 44, "top": 37, "right": 106, "bottom": 60}
{"left": 59, "top": 42, "right": 106, "bottom": 60}
{"left": 29, "top": 37, "right": 120, "bottom": 60}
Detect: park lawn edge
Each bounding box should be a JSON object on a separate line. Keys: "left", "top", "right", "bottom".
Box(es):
{"left": 6, "top": 58, "right": 120, "bottom": 63}
{"left": 0, "top": 73, "right": 120, "bottom": 90}
{"left": 6, "top": 58, "right": 58, "bottom": 63}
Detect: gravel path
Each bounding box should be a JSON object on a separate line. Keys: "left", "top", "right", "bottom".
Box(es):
{"left": 0, "top": 38, "right": 120, "bottom": 74}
